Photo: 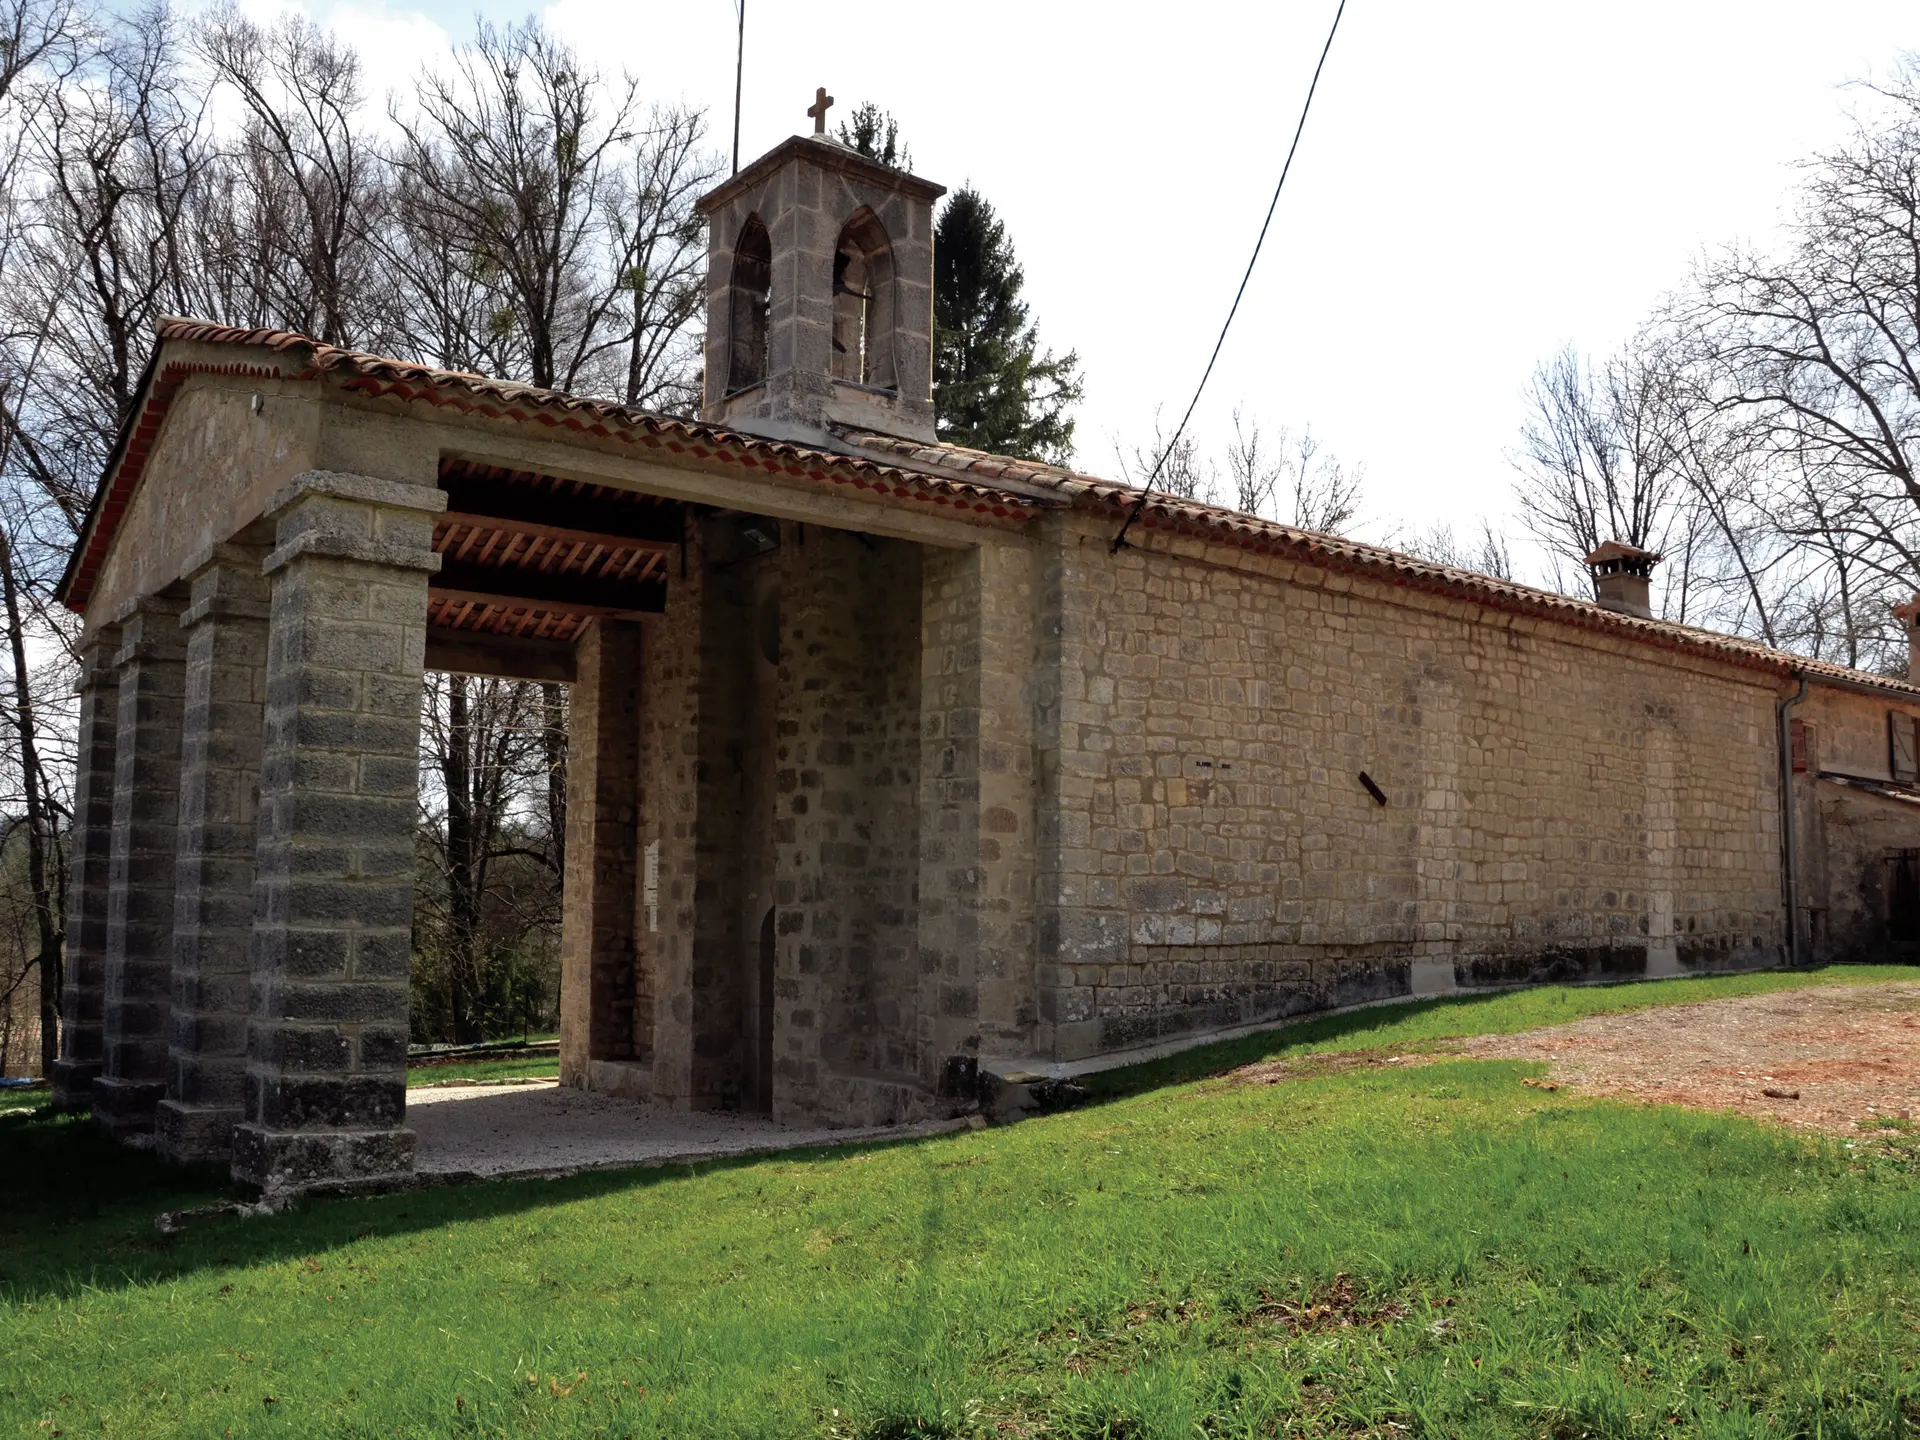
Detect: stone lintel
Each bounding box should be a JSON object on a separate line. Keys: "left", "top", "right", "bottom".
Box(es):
{"left": 263, "top": 532, "right": 444, "bottom": 577}
{"left": 264, "top": 469, "right": 450, "bottom": 519}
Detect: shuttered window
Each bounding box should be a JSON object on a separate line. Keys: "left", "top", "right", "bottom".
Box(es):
{"left": 1892, "top": 711, "right": 1919, "bottom": 784}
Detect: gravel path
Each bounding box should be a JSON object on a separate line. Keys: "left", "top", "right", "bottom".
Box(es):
{"left": 406, "top": 1081, "right": 970, "bottom": 1178}
{"left": 1463, "top": 980, "right": 1920, "bottom": 1135}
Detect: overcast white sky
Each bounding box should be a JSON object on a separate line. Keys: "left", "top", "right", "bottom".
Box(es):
{"left": 236, "top": 0, "right": 1918, "bottom": 552}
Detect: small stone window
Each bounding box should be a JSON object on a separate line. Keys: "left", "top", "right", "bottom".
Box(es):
{"left": 830, "top": 208, "right": 895, "bottom": 390}
{"left": 1892, "top": 711, "right": 1919, "bottom": 784}
{"left": 727, "top": 213, "right": 772, "bottom": 394}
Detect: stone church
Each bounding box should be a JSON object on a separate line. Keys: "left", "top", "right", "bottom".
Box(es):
{"left": 48, "top": 117, "right": 1920, "bottom": 1193}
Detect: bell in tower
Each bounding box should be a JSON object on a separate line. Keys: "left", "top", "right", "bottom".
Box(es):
{"left": 696, "top": 88, "right": 944, "bottom": 444}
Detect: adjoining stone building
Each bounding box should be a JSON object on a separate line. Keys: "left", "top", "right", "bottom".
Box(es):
{"left": 48, "top": 123, "right": 1920, "bottom": 1192}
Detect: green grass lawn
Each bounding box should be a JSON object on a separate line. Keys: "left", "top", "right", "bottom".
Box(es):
{"left": 407, "top": 1054, "right": 560, "bottom": 1087}
{"left": 4, "top": 969, "right": 1918, "bottom": 1438}
{"left": 0, "top": 1083, "right": 46, "bottom": 1113}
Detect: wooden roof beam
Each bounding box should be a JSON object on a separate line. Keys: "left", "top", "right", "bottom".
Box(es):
{"left": 427, "top": 584, "right": 662, "bottom": 620}
{"left": 437, "top": 511, "right": 679, "bottom": 556}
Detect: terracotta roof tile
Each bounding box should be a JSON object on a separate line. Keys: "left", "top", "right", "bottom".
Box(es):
{"left": 59, "top": 320, "right": 1046, "bottom": 612}
{"left": 57, "top": 320, "right": 1920, "bottom": 702}
{"left": 833, "top": 427, "right": 1920, "bottom": 700}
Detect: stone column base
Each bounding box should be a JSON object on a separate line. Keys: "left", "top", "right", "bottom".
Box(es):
{"left": 49, "top": 1059, "right": 102, "bottom": 1111}
{"left": 91, "top": 1076, "right": 166, "bottom": 1137}
{"left": 230, "top": 1124, "right": 416, "bottom": 1195}
{"left": 154, "top": 1099, "right": 242, "bottom": 1166}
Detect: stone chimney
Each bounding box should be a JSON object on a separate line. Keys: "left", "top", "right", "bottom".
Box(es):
{"left": 695, "top": 105, "right": 945, "bottom": 446}
{"left": 1894, "top": 595, "right": 1920, "bottom": 681}
{"left": 1584, "top": 540, "right": 1661, "bottom": 619}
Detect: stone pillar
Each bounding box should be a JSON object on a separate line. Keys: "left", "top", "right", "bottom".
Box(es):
{"left": 230, "top": 471, "right": 443, "bottom": 1194}
{"left": 156, "top": 545, "right": 271, "bottom": 1165}
{"left": 49, "top": 627, "right": 120, "bottom": 1110}
{"left": 634, "top": 522, "right": 708, "bottom": 1106}
{"left": 92, "top": 597, "right": 189, "bottom": 1138}
{"left": 918, "top": 540, "right": 1037, "bottom": 1087}
{"left": 559, "top": 620, "right": 642, "bottom": 1089}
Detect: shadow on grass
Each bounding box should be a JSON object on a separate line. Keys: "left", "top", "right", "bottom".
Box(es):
{"left": 1075, "top": 994, "right": 1481, "bottom": 1105}
{"left": 0, "top": 1100, "right": 974, "bottom": 1305}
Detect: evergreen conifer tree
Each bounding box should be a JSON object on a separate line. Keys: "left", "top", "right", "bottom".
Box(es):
{"left": 836, "top": 102, "right": 909, "bottom": 170}
{"left": 836, "top": 106, "right": 1082, "bottom": 463}
{"left": 933, "top": 186, "right": 1082, "bottom": 463}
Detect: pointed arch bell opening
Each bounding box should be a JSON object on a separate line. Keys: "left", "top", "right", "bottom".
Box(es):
{"left": 831, "top": 208, "right": 896, "bottom": 391}
{"left": 726, "top": 213, "right": 772, "bottom": 394}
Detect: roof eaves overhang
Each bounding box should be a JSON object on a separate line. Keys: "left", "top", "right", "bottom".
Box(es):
{"left": 57, "top": 328, "right": 314, "bottom": 614}
{"left": 696, "top": 134, "right": 946, "bottom": 215}
{"left": 58, "top": 319, "right": 1046, "bottom": 616}
{"left": 1087, "top": 489, "right": 1920, "bottom": 701}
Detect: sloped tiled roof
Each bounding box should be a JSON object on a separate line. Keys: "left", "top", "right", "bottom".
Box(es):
{"left": 58, "top": 319, "right": 1047, "bottom": 612}
{"left": 834, "top": 427, "right": 1920, "bottom": 700}
{"left": 55, "top": 319, "right": 1920, "bottom": 703}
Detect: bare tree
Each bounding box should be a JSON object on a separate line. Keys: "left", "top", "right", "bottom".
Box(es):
{"left": 0, "top": 5, "right": 724, "bottom": 1054}
{"left": 611, "top": 108, "right": 718, "bottom": 412}
{"left": 194, "top": 5, "right": 381, "bottom": 347}
{"left": 1396, "top": 519, "right": 1516, "bottom": 581}
{"left": 415, "top": 673, "right": 561, "bottom": 1044}
{"left": 5, "top": 4, "right": 210, "bottom": 512}
{"left": 0, "top": 0, "right": 81, "bottom": 104}
{"left": 1225, "top": 409, "right": 1364, "bottom": 533}
{"left": 385, "top": 20, "right": 716, "bottom": 402}
{"left": 1681, "top": 61, "right": 1920, "bottom": 618}
{"left": 1513, "top": 342, "right": 1690, "bottom": 595}
{"left": 0, "top": 0, "right": 90, "bottom": 1076}
{"left": 1118, "top": 409, "right": 1217, "bottom": 503}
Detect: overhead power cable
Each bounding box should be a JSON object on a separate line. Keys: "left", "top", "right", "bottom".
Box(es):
{"left": 731, "top": 1, "right": 746, "bottom": 175}
{"left": 1111, "top": 0, "right": 1350, "bottom": 553}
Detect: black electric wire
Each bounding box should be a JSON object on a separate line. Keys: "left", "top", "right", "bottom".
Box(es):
{"left": 1111, "top": 0, "right": 1350, "bottom": 553}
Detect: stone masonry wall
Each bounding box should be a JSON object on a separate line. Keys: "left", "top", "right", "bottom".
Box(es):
{"left": 1794, "top": 684, "right": 1920, "bottom": 962}
{"left": 93, "top": 596, "right": 189, "bottom": 1137}
{"left": 776, "top": 526, "right": 924, "bottom": 1123}
{"left": 1035, "top": 515, "right": 1786, "bottom": 1061}
{"left": 156, "top": 545, "right": 271, "bottom": 1164}
{"left": 629, "top": 521, "right": 706, "bottom": 1100}
{"left": 688, "top": 520, "right": 755, "bottom": 1108}
{"left": 558, "top": 620, "right": 642, "bottom": 1087}
{"left": 922, "top": 540, "right": 1039, "bottom": 1077}
{"left": 51, "top": 628, "right": 120, "bottom": 1109}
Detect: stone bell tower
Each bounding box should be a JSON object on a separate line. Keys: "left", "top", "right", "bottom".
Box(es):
{"left": 696, "top": 88, "right": 945, "bottom": 444}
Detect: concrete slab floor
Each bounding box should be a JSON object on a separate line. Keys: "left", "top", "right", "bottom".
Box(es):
{"left": 406, "top": 1081, "right": 972, "bottom": 1180}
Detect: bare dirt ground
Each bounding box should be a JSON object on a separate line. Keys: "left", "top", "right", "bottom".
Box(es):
{"left": 1461, "top": 981, "right": 1920, "bottom": 1137}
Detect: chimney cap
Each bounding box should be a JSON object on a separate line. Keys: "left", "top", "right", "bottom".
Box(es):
{"left": 1894, "top": 594, "right": 1920, "bottom": 628}
{"left": 1583, "top": 540, "right": 1662, "bottom": 573}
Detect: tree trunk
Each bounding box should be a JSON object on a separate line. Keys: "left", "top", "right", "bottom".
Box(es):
{"left": 0, "top": 522, "right": 62, "bottom": 1078}
{"left": 442, "top": 674, "right": 480, "bottom": 1043}
{"left": 541, "top": 681, "right": 566, "bottom": 876}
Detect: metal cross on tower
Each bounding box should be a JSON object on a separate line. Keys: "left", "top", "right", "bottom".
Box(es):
{"left": 807, "top": 86, "right": 833, "bottom": 134}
